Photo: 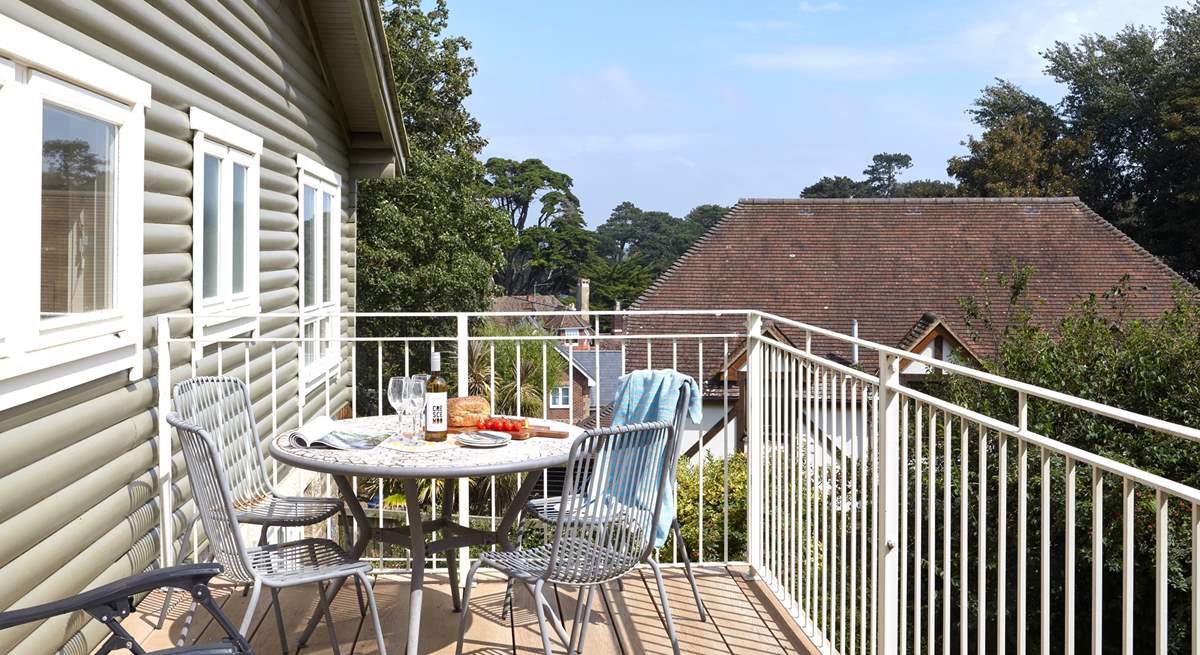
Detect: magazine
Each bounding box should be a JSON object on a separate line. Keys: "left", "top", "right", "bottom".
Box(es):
{"left": 288, "top": 416, "right": 391, "bottom": 450}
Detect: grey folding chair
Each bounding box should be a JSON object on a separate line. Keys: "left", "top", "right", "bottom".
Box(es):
{"left": 160, "top": 376, "right": 344, "bottom": 628}
{"left": 169, "top": 412, "right": 387, "bottom": 655}
{"left": 457, "top": 420, "right": 684, "bottom": 655}
{"left": 507, "top": 383, "right": 708, "bottom": 624}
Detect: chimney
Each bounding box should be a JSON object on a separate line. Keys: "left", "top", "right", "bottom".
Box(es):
{"left": 851, "top": 319, "right": 859, "bottom": 365}
{"left": 613, "top": 300, "right": 624, "bottom": 335}
{"left": 577, "top": 278, "right": 590, "bottom": 324}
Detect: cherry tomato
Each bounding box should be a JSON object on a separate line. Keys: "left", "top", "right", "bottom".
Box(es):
{"left": 507, "top": 420, "right": 518, "bottom": 431}
{"left": 476, "top": 419, "right": 486, "bottom": 429}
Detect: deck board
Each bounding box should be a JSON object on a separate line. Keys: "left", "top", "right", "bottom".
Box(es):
{"left": 115, "top": 567, "right": 810, "bottom": 654}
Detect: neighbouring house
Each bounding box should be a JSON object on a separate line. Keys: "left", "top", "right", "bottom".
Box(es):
{"left": 489, "top": 279, "right": 595, "bottom": 345}
{"left": 546, "top": 345, "right": 622, "bottom": 424}
{"left": 0, "top": 3, "right": 407, "bottom": 653}
{"left": 625, "top": 197, "right": 1196, "bottom": 458}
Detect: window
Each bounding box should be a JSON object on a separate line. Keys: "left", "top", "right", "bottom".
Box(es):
{"left": 296, "top": 154, "right": 341, "bottom": 388}
{"left": 549, "top": 385, "right": 571, "bottom": 409}
{"left": 0, "top": 16, "right": 149, "bottom": 411}
{"left": 190, "top": 107, "right": 261, "bottom": 338}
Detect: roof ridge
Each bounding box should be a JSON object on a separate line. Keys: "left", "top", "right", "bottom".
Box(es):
{"left": 630, "top": 202, "right": 746, "bottom": 309}
{"left": 737, "top": 196, "right": 1083, "bottom": 204}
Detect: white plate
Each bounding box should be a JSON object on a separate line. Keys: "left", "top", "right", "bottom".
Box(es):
{"left": 456, "top": 431, "right": 511, "bottom": 448}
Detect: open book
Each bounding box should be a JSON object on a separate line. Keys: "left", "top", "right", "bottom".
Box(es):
{"left": 288, "top": 416, "right": 392, "bottom": 450}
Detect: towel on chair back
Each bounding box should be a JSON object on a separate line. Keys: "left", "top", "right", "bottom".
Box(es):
{"left": 609, "top": 369, "right": 703, "bottom": 547}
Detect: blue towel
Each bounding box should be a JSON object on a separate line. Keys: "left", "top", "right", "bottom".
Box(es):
{"left": 610, "top": 369, "right": 702, "bottom": 547}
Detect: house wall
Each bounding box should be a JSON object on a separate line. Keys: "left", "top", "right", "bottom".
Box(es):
{"left": 0, "top": 4, "right": 360, "bottom": 653}
{"left": 546, "top": 367, "right": 593, "bottom": 425}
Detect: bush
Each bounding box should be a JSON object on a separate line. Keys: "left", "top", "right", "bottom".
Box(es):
{"left": 674, "top": 452, "right": 749, "bottom": 562}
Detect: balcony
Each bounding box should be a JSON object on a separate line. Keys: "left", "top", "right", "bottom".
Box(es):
{"left": 128, "top": 309, "right": 1200, "bottom": 653}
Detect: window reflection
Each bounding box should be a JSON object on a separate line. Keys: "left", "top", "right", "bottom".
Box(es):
{"left": 202, "top": 154, "right": 221, "bottom": 299}
{"left": 40, "top": 103, "right": 116, "bottom": 319}
{"left": 303, "top": 185, "right": 316, "bottom": 307}
{"left": 232, "top": 163, "right": 246, "bottom": 294}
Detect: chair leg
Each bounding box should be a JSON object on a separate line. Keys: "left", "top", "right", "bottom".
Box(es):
{"left": 502, "top": 514, "right": 526, "bottom": 621}
{"left": 239, "top": 580, "right": 263, "bottom": 636}
{"left": 648, "top": 558, "right": 681, "bottom": 655}
{"left": 357, "top": 572, "right": 388, "bottom": 655}
{"left": 155, "top": 587, "right": 175, "bottom": 629}
{"left": 269, "top": 587, "right": 289, "bottom": 655}
{"left": 532, "top": 580, "right": 555, "bottom": 655}
{"left": 317, "top": 580, "right": 343, "bottom": 655}
{"left": 352, "top": 574, "right": 367, "bottom": 618}
{"left": 568, "top": 586, "right": 595, "bottom": 655}
{"left": 673, "top": 518, "right": 708, "bottom": 621}
{"left": 455, "top": 560, "right": 484, "bottom": 655}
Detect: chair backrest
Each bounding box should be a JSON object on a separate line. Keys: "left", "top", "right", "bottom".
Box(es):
{"left": 167, "top": 412, "right": 258, "bottom": 583}
{"left": 546, "top": 419, "right": 678, "bottom": 584}
{"left": 173, "top": 377, "right": 273, "bottom": 507}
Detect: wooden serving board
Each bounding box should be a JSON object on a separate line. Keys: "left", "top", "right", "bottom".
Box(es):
{"left": 447, "top": 425, "right": 570, "bottom": 440}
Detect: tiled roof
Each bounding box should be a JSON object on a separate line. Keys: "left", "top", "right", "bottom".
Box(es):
{"left": 488, "top": 295, "right": 590, "bottom": 331}
{"left": 625, "top": 197, "right": 1195, "bottom": 381}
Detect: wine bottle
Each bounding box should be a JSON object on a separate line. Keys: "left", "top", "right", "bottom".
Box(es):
{"left": 424, "top": 352, "right": 449, "bottom": 442}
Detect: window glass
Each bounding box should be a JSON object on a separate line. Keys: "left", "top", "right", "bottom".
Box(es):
{"left": 201, "top": 154, "right": 221, "bottom": 299}
{"left": 40, "top": 103, "right": 116, "bottom": 319}
{"left": 322, "top": 192, "right": 333, "bottom": 304}
{"left": 551, "top": 385, "right": 570, "bottom": 407}
{"left": 303, "top": 320, "right": 315, "bottom": 367}
{"left": 302, "top": 185, "right": 316, "bottom": 307}
{"left": 232, "top": 163, "right": 246, "bottom": 294}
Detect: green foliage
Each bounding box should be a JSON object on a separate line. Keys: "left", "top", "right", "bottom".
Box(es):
{"left": 949, "top": 4, "right": 1200, "bottom": 281}
{"left": 862, "top": 152, "right": 913, "bottom": 197}
{"left": 947, "top": 80, "right": 1085, "bottom": 197}
{"left": 801, "top": 154, "right": 959, "bottom": 198}
{"left": 582, "top": 257, "right": 655, "bottom": 310}
{"left": 930, "top": 273, "right": 1200, "bottom": 651}
{"left": 466, "top": 320, "right": 568, "bottom": 418}
{"left": 684, "top": 204, "right": 731, "bottom": 231}
{"left": 595, "top": 201, "right": 703, "bottom": 275}
{"left": 675, "top": 453, "right": 749, "bottom": 562}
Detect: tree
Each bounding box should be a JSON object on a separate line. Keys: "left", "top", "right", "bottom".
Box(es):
{"left": 684, "top": 204, "right": 731, "bottom": 232}
{"left": 356, "top": 0, "right": 514, "bottom": 413}
{"left": 892, "top": 179, "right": 960, "bottom": 197}
{"left": 801, "top": 175, "right": 872, "bottom": 198}
{"left": 1042, "top": 6, "right": 1200, "bottom": 281}
{"left": 947, "top": 80, "right": 1084, "bottom": 197}
{"left": 862, "top": 152, "right": 913, "bottom": 197}
{"left": 581, "top": 256, "right": 654, "bottom": 310}
{"left": 937, "top": 276, "right": 1200, "bottom": 651}
{"left": 42, "top": 139, "right": 102, "bottom": 189}
{"left": 595, "top": 202, "right": 699, "bottom": 276}
{"left": 483, "top": 157, "right": 576, "bottom": 232}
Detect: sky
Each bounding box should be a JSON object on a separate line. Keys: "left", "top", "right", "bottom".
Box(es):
{"left": 446, "top": 0, "right": 1184, "bottom": 226}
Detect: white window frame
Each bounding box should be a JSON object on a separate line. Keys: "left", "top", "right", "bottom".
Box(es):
{"left": 549, "top": 385, "right": 571, "bottom": 409}
{"left": 0, "top": 16, "right": 149, "bottom": 412}
{"left": 190, "top": 107, "right": 262, "bottom": 340}
{"left": 296, "top": 154, "right": 341, "bottom": 390}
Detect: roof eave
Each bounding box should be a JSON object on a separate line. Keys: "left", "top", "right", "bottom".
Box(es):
{"left": 353, "top": 0, "right": 409, "bottom": 174}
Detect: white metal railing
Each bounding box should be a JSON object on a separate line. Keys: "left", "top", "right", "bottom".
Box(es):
{"left": 749, "top": 310, "right": 1200, "bottom": 655}
{"left": 152, "top": 308, "right": 1200, "bottom": 655}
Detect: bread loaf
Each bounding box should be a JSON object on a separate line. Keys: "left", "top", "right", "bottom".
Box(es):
{"left": 448, "top": 395, "right": 490, "bottom": 427}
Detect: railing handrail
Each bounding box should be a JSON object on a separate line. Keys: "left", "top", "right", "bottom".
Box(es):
{"left": 751, "top": 310, "right": 1200, "bottom": 443}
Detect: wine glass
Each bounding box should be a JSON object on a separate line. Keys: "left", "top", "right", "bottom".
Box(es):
{"left": 387, "top": 376, "right": 408, "bottom": 434}
{"left": 404, "top": 378, "right": 427, "bottom": 438}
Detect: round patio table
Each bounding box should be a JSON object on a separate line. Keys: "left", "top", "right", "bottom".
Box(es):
{"left": 268, "top": 415, "right": 584, "bottom": 655}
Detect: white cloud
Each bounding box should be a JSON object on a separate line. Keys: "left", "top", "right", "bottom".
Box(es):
{"left": 958, "top": 0, "right": 1178, "bottom": 81}
{"left": 734, "top": 45, "right": 916, "bottom": 76}
{"left": 799, "top": 1, "right": 845, "bottom": 12}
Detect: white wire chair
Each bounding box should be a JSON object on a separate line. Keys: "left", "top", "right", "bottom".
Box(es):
{"left": 159, "top": 376, "right": 345, "bottom": 630}
{"left": 456, "top": 419, "right": 684, "bottom": 655}
{"left": 508, "top": 383, "right": 708, "bottom": 624}
{"left": 169, "top": 412, "right": 387, "bottom": 655}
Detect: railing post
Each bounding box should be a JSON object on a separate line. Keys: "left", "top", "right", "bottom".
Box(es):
{"left": 156, "top": 314, "right": 174, "bottom": 567}
{"left": 455, "top": 314, "right": 471, "bottom": 573}
{"left": 876, "top": 351, "right": 902, "bottom": 655}
{"left": 745, "top": 313, "right": 764, "bottom": 577}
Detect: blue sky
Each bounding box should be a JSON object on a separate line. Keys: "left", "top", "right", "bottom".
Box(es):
{"left": 447, "top": 0, "right": 1182, "bottom": 226}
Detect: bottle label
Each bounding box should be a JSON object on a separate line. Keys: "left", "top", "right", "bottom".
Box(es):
{"left": 426, "top": 392, "right": 448, "bottom": 431}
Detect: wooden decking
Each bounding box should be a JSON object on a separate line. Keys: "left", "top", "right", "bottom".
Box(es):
{"left": 121, "top": 566, "right": 815, "bottom": 654}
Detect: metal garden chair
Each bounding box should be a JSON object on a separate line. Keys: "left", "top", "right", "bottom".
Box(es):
{"left": 168, "top": 412, "right": 387, "bottom": 655}
{"left": 457, "top": 420, "right": 684, "bottom": 655}
{"left": 159, "top": 377, "right": 344, "bottom": 629}
{"left": 507, "top": 384, "right": 708, "bottom": 624}
{"left": 0, "top": 563, "right": 252, "bottom": 655}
